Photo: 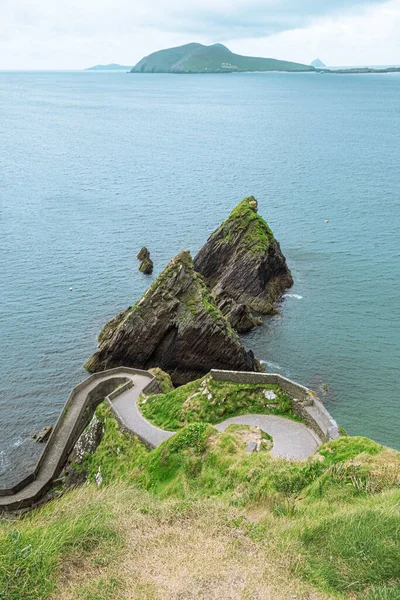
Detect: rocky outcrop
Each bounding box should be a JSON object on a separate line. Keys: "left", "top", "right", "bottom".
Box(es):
{"left": 137, "top": 247, "right": 150, "bottom": 260}
{"left": 214, "top": 291, "right": 262, "bottom": 333}
{"left": 194, "top": 197, "right": 293, "bottom": 314}
{"left": 139, "top": 257, "right": 153, "bottom": 274}
{"left": 148, "top": 368, "right": 174, "bottom": 394}
{"left": 32, "top": 425, "right": 53, "bottom": 443}
{"left": 84, "top": 251, "right": 260, "bottom": 385}
{"left": 137, "top": 247, "right": 154, "bottom": 274}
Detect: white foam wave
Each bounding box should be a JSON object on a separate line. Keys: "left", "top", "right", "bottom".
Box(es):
{"left": 12, "top": 438, "right": 24, "bottom": 448}
{"left": 283, "top": 293, "right": 303, "bottom": 300}
{"left": 264, "top": 361, "right": 283, "bottom": 371}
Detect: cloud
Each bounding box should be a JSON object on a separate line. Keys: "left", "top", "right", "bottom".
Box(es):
{"left": 0, "top": 0, "right": 398, "bottom": 69}
{"left": 4, "top": 0, "right": 389, "bottom": 39}
{"left": 149, "top": 0, "right": 389, "bottom": 38}
{"left": 229, "top": 0, "right": 400, "bottom": 66}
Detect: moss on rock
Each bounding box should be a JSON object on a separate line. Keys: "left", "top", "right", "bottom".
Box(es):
{"left": 194, "top": 196, "right": 293, "bottom": 314}
{"left": 148, "top": 368, "right": 174, "bottom": 394}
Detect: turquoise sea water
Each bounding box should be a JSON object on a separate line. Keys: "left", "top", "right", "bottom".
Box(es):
{"left": 0, "top": 70, "right": 399, "bottom": 485}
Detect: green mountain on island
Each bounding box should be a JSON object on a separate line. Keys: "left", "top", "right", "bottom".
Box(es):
{"left": 130, "top": 43, "right": 314, "bottom": 74}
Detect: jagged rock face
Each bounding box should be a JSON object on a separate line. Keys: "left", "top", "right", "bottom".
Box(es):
{"left": 84, "top": 251, "right": 260, "bottom": 385}
{"left": 214, "top": 291, "right": 261, "bottom": 333}
{"left": 194, "top": 197, "right": 293, "bottom": 314}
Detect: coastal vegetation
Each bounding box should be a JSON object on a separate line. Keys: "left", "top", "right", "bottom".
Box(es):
{"left": 1, "top": 402, "right": 399, "bottom": 600}
{"left": 130, "top": 43, "right": 314, "bottom": 74}
{"left": 211, "top": 197, "right": 275, "bottom": 255}
{"left": 139, "top": 374, "right": 299, "bottom": 430}
{"left": 2, "top": 194, "right": 397, "bottom": 599}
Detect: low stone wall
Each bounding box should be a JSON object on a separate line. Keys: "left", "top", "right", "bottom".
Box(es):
{"left": 0, "top": 367, "right": 155, "bottom": 501}
{"left": 210, "top": 370, "right": 339, "bottom": 443}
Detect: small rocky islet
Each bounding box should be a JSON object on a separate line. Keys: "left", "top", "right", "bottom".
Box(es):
{"left": 137, "top": 246, "right": 154, "bottom": 274}
{"left": 84, "top": 196, "right": 293, "bottom": 384}
{"left": 194, "top": 196, "right": 293, "bottom": 320}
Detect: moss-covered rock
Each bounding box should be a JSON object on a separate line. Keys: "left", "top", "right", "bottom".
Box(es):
{"left": 148, "top": 368, "right": 174, "bottom": 394}
{"left": 194, "top": 196, "right": 293, "bottom": 314}
{"left": 84, "top": 251, "right": 261, "bottom": 384}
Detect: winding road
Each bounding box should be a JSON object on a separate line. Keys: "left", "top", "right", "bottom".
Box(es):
{"left": 0, "top": 368, "right": 321, "bottom": 511}
{"left": 111, "top": 376, "right": 321, "bottom": 460}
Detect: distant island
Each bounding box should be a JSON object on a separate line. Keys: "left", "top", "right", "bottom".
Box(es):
{"left": 321, "top": 66, "right": 400, "bottom": 74}
{"left": 86, "top": 63, "right": 132, "bottom": 71}
{"left": 130, "top": 43, "right": 314, "bottom": 74}
{"left": 86, "top": 49, "right": 400, "bottom": 76}
{"left": 311, "top": 58, "right": 326, "bottom": 68}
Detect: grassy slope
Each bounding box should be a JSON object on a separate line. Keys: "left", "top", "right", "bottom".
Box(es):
{"left": 1, "top": 402, "right": 399, "bottom": 600}
{"left": 139, "top": 374, "right": 299, "bottom": 430}
{"left": 184, "top": 45, "right": 313, "bottom": 73}
{"left": 133, "top": 42, "right": 203, "bottom": 72}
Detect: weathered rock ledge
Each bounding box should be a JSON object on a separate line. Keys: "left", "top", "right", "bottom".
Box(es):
{"left": 194, "top": 196, "right": 293, "bottom": 315}
{"left": 85, "top": 251, "right": 260, "bottom": 385}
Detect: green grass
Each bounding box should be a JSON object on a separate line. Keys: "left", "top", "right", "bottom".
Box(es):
{"left": 68, "top": 416, "right": 400, "bottom": 599}
{"left": 319, "top": 436, "right": 383, "bottom": 464}
{"left": 1, "top": 396, "right": 398, "bottom": 600}
{"left": 148, "top": 368, "right": 174, "bottom": 394}
{"left": 212, "top": 197, "right": 275, "bottom": 255}
{"left": 0, "top": 490, "right": 120, "bottom": 600}
{"left": 139, "top": 374, "right": 299, "bottom": 430}
{"left": 1, "top": 411, "right": 399, "bottom": 600}
{"left": 77, "top": 403, "right": 149, "bottom": 486}
{"left": 299, "top": 491, "right": 400, "bottom": 594}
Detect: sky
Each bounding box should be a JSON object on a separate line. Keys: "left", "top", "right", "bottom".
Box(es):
{"left": 1, "top": 0, "right": 399, "bottom": 69}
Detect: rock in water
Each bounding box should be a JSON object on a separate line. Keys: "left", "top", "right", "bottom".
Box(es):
{"left": 194, "top": 197, "right": 293, "bottom": 314}
{"left": 139, "top": 257, "right": 154, "bottom": 274}
{"left": 84, "top": 251, "right": 260, "bottom": 384}
{"left": 137, "top": 247, "right": 154, "bottom": 274}
{"left": 137, "top": 247, "right": 150, "bottom": 260}
{"left": 32, "top": 425, "right": 53, "bottom": 443}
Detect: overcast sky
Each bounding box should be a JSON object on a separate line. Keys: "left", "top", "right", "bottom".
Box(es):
{"left": 1, "top": 0, "right": 399, "bottom": 69}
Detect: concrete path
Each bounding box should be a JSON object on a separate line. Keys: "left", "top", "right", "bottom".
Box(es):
{"left": 216, "top": 415, "right": 321, "bottom": 461}
{"left": 1, "top": 368, "right": 321, "bottom": 511}
{"left": 110, "top": 375, "right": 174, "bottom": 447}
{"left": 113, "top": 384, "right": 321, "bottom": 460}
{"left": 0, "top": 368, "right": 154, "bottom": 511}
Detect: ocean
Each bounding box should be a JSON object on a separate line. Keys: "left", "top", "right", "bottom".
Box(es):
{"left": 0, "top": 70, "right": 399, "bottom": 486}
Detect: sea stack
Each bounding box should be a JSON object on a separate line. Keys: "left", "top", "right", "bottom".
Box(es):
{"left": 194, "top": 196, "right": 293, "bottom": 315}
{"left": 84, "top": 251, "right": 260, "bottom": 385}
{"left": 137, "top": 247, "right": 153, "bottom": 274}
